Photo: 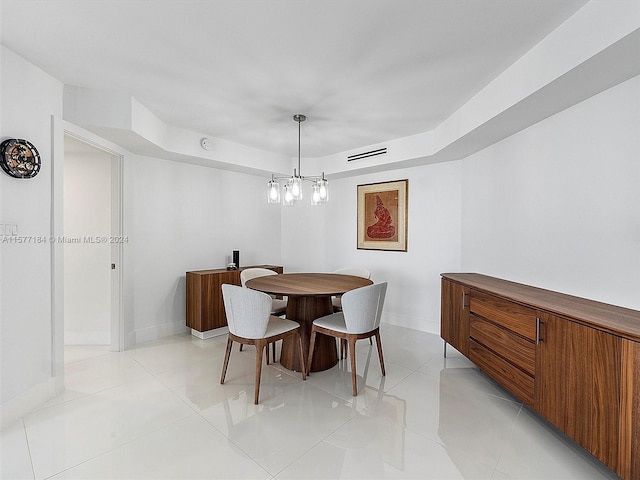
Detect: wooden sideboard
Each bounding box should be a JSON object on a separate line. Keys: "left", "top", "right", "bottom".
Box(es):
{"left": 441, "top": 273, "right": 640, "bottom": 479}
{"left": 186, "top": 265, "right": 283, "bottom": 334}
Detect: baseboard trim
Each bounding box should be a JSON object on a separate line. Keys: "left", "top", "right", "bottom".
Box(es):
{"left": 380, "top": 312, "right": 439, "bottom": 335}
{"left": 64, "top": 332, "right": 111, "bottom": 345}
{"left": 190, "top": 327, "right": 228, "bottom": 339}
{"left": 133, "top": 322, "right": 189, "bottom": 345}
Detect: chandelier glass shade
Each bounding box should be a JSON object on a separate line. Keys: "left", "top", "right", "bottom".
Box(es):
{"left": 311, "top": 175, "right": 329, "bottom": 205}
{"left": 267, "top": 114, "right": 328, "bottom": 206}
{"left": 267, "top": 175, "right": 280, "bottom": 203}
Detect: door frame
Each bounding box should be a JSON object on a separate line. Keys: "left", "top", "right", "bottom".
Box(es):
{"left": 51, "top": 117, "right": 126, "bottom": 392}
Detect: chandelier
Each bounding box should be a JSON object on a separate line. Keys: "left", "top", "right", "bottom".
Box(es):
{"left": 267, "top": 114, "right": 328, "bottom": 206}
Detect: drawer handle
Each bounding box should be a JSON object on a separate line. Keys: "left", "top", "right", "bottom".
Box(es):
{"left": 536, "top": 317, "right": 543, "bottom": 344}
{"left": 462, "top": 291, "right": 469, "bottom": 309}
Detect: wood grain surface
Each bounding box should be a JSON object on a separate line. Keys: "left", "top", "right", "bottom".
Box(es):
{"left": 245, "top": 273, "right": 373, "bottom": 297}
{"left": 246, "top": 273, "right": 373, "bottom": 372}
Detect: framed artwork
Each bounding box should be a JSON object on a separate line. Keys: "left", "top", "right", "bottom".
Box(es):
{"left": 357, "top": 179, "right": 408, "bottom": 251}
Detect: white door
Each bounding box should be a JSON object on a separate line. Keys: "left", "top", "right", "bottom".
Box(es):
{"left": 63, "top": 135, "right": 119, "bottom": 346}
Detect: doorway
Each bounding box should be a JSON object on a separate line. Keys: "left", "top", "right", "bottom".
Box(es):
{"left": 62, "top": 133, "right": 122, "bottom": 351}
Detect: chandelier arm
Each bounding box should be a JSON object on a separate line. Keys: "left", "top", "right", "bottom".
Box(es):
{"left": 298, "top": 116, "right": 302, "bottom": 177}
{"left": 271, "top": 175, "right": 323, "bottom": 181}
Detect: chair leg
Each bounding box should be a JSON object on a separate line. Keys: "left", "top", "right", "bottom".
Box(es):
{"left": 254, "top": 340, "right": 265, "bottom": 405}
{"left": 307, "top": 328, "right": 318, "bottom": 375}
{"left": 348, "top": 336, "right": 358, "bottom": 396}
{"left": 239, "top": 344, "right": 243, "bottom": 352}
{"left": 297, "top": 333, "right": 307, "bottom": 381}
{"left": 263, "top": 341, "right": 279, "bottom": 365}
{"left": 220, "top": 338, "right": 233, "bottom": 384}
{"left": 240, "top": 343, "right": 270, "bottom": 364}
{"left": 374, "top": 331, "right": 386, "bottom": 376}
{"left": 340, "top": 338, "right": 347, "bottom": 359}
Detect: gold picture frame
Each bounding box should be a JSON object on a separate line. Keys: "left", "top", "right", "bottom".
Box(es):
{"left": 357, "top": 179, "right": 408, "bottom": 251}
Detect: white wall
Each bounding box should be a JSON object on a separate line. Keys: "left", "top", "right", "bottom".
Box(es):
{"left": 281, "top": 195, "right": 327, "bottom": 273}
{"left": 0, "top": 46, "right": 63, "bottom": 424}
{"left": 2, "top": 41, "right": 638, "bottom": 426}
{"left": 0, "top": 47, "right": 286, "bottom": 422}
{"left": 461, "top": 74, "right": 640, "bottom": 310}
{"left": 123, "top": 155, "right": 282, "bottom": 345}
{"left": 63, "top": 137, "right": 113, "bottom": 345}
{"left": 320, "top": 161, "right": 462, "bottom": 334}
{"left": 122, "top": 153, "right": 461, "bottom": 341}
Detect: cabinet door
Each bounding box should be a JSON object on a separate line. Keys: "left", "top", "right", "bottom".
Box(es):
{"left": 620, "top": 339, "right": 640, "bottom": 479}
{"left": 441, "top": 278, "right": 470, "bottom": 356}
{"left": 536, "top": 312, "right": 621, "bottom": 471}
{"left": 186, "top": 270, "right": 240, "bottom": 331}
{"left": 205, "top": 271, "right": 240, "bottom": 330}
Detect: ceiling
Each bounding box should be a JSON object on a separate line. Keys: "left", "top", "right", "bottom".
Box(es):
{"left": 1, "top": 0, "right": 590, "bottom": 159}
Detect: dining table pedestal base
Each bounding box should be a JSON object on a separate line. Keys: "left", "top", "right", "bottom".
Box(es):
{"left": 245, "top": 273, "right": 373, "bottom": 373}
{"left": 280, "top": 296, "right": 338, "bottom": 372}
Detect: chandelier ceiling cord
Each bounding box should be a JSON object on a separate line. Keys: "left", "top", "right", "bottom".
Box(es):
{"left": 267, "top": 114, "right": 328, "bottom": 206}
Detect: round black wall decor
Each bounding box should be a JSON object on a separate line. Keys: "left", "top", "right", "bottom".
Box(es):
{"left": 1, "top": 138, "right": 41, "bottom": 179}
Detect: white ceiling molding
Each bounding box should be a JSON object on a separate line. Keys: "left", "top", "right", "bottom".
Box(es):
{"left": 63, "top": 85, "right": 292, "bottom": 176}
{"left": 59, "top": 1, "right": 639, "bottom": 179}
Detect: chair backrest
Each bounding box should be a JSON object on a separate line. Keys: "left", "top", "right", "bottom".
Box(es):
{"left": 332, "top": 267, "right": 371, "bottom": 279}
{"left": 221, "top": 284, "right": 272, "bottom": 338}
{"left": 341, "top": 282, "right": 387, "bottom": 334}
{"left": 240, "top": 268, "right": 278, "bottom": 287}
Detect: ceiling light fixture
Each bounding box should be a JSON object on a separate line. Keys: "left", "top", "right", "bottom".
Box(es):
{"left": 267, "top": 114, "right": 328, "bottom": 206}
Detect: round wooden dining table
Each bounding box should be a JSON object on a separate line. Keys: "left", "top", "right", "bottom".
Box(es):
{"left": 245, "top": 273, "right": 373, "bottom": 372}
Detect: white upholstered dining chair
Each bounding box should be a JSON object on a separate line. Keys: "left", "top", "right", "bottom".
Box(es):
{"left": 331, "top": 267, "right": 371, "bottom": 312}
{"left": 220, "top": 284, "right": 305, "bottom": 404}
{"left": 240, "top": 267, "right": 287, "bottom": 363}
{"left": 307, "top": 282, "right": 387, "bottom": 396}
{"left": 240, "top": 268, "right": 287, "bottom": 315}
{"left": 331, "top": 267, "right": 373, "bottom": 355}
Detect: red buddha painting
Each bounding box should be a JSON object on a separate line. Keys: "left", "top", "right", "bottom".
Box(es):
{"left": 364, "top": 191, "right": 398, "bottom": 242}
{"left": 358, "top": 180, "right": 407, "bottom": 251}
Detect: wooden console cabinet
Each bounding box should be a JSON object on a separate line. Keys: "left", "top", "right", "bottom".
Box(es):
{"left": 186, "top": 265, "right": 282, "bottom": 332}
{"left": 441, "top": 273, "right": 640, "bottom": 479}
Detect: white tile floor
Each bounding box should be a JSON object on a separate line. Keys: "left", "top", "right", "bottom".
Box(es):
{"left": 1, "top": 325, "right": 619, "bottom": 479}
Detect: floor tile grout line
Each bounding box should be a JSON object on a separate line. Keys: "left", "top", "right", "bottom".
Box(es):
{"left": 39, "top": 412, "right": 203, "bottom": 480}
{"left": 36, "top": 349, "right": 180, "bottom": 413}
{"left": 489, "top": 402, "right": 525, "bottom": 479}
{"left": 20, "top": 418, "right": 37, "bottom": 480}
{"left": 194, "top": 409, "right": 275, "bottom": 478}
{"left": 270, "top": 398, "right": 365, "bottom": 478}
{"left": 27, "top": 354, "right": 138, "bottom": 414}
{"left": 9, "top": 326, "right": 615, "bottom": 479}
{"left": 62, "top": 346, "right": 112, "bottom": 366}
{"left": 31, "top": 348, "right": 195, "bottom": 479}
{"left": 134, "top": 339, "right": 314, "bottom": 478}
{"left": 25, "top": 381, "right": 131, "bottom": 417}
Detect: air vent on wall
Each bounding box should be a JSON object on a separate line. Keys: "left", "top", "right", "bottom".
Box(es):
{"left": 347, "top": 147, "right": 387, "bottom": 162}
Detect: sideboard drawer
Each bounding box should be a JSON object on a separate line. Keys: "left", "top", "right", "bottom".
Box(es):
{"left": 470, "top": 291, "right": 537, "bottom": 341}
{"left": 469, "top": 314, "right": 536, "bottom": 376}
{"left": 469, "top": 339, "right": 535, "bottom": 405}
{"left": 442, "top": 272, "right": 640, "bottom": 478}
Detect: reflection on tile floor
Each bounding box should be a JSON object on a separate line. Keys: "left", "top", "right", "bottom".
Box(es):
{"left": 1, "top": 325, "right": 619, "bottom": 479}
